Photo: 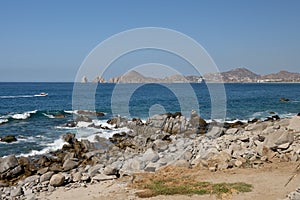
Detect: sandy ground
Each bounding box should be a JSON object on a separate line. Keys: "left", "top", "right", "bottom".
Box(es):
{"left": 38, "top": 161, "right": 300, "bottom": 200}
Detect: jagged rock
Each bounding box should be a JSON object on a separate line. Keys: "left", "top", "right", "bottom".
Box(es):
{"left": 0, "top": 154, "right": 22, "bottom": 179}
{"left": 141, "top": 148, "right": 159, "bottom": 163}
{"left": 264, "top": 130, "right": 294, "bottom": 149}
{"left": 40, "top": 171, "right": 54, "bottom": 183}
{"left": 146, "top": 114, "right": 168, "bottom": 129}
{"left": 288, "top": 116, "right": 300, "bottom": 132}
{"left": 87, "top": 164, "right": 103, "bottom": 177}
{"left": 23, "top": 175, "right": 40, "bottom": 185}
{"left": 206, "top": 126, "right": 224, "bottom": 138}
{"left": 10, "top": 186, "right": 23, "bottom": 197}
{"left": 63, "top": 133, "right": 76, "bottom": 144}
{"left": 107, "top": 116, "right": 128, "bottom": 127}
{"left": 72, "top": 172, "right": 82, "bottom": 182}
{"left": 75, "top": 115, "right": 92, "bottom": 122}
{"left": 49, "top": 174, "right": 65, "bottom": 187}
{"left": 0, "top": 135, "right": 17, "bottom": 143}
{"left": 63, "top": 159, "right": 78, "bottom": 171}
{"left": 226, "top": 128, "right": 239, "bottom": 135}
{"left": 102, "top": 165, "right": 119, "bottom": 176}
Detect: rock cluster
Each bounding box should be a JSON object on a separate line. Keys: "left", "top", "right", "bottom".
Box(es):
{"left": 1, "top": 112, "right": 300, "bottom": 199}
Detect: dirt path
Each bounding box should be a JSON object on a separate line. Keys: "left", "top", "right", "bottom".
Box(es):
{"left": 38, "top": 161, "right": 300, "bottom": 200}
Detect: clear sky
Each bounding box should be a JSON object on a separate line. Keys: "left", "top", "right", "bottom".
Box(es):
{"left": 0, "top": 0, "right": 299, "bottom": 82}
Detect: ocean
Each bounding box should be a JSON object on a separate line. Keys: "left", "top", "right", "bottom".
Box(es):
{"left": 0, "top": 82, "right": 299, "bottom": 157}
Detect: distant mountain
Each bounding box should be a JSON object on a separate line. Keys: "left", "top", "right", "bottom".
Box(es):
{"left": 84, "top": 68, "right": 300, "bottom": 83}
{"left": 259, "top": 71, "right": 300, "bottom": 82}
{"left": 108, "top": 70, "right": 202, "bottom": 83}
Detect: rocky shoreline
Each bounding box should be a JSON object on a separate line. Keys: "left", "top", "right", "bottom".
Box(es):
{"left": 1, "top": 111, "right": 300, "bottom": 199}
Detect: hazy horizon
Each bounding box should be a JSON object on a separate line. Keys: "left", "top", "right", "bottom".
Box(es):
{"left": 1, "top": 0, "right": 300, "bottom": 82}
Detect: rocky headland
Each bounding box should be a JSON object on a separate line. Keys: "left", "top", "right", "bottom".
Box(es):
{"left": 1, "top": 111, "right": 300, "bottom": 199}
{"left": 81, "top": 68, "right": 300, "bottom": 83}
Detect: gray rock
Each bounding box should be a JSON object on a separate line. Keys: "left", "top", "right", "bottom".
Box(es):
{"left": 146, "top": 114, "right": 168, "bottom": 129}
{"left": 72, "top": 172, "right": 82, "bottom": 182}
{"left": 10, "top": 187, "right": 23, "bottom": 197}
{"left": 23, "top": 175, "right": 40, "bottom": 185}
{"left": 170, "top": 159, "right": 190, "bottom": 168}
{"left": 264, "top": 130, "right": 294, "bottom": 149}
{"left": 206, "top": 126, "right": 224, "bottom": 138}
{"left": 92, "top": 174, "right": 117, "bottom": 181}
{"left": 80, "top": 173, "right": 90, "bottom": 182}
{"left": 63, "top": 159, "right": 78, "bottom": 171}
{"left": 0, "top": 154, "right": 19, "bottom": 173}
{"left": 141, "top": 148, "right": 159, "bottom": 163}
{"left": 103, "top": 165, "right": 118, "bottom": 175}
{"left": 226, "top": 128, "right": 239, "bottom": 135}
{"left": 49, "top": 174, "right": 65, "bottom": 187}
{"left": 37, "top": 167, "right": 49, "bottom": 175}
{"left": 40, "top": 171, "right": 54, "bottom": 183}
{"left": 288, "top": 116, "right": 300, "bottom": 132}
{"left": 87, "top": 164, "right": 103, "bottom": 177}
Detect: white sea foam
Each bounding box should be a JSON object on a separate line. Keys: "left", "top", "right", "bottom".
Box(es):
{"left": 0, "top": 95, "right": 34, "bottom": 99}
{"left": 42, "top": 113, "right": 55, "bottom": 119}
{"left": 11, "top": 110, "right": 37, "bottom": 120}
{"left": 0, "top": 119, "right": 8, "bottom": 124}
{"left": 64, "top": 110, "right": 75, "bottom": 114}
{"left": 18, "top": 138, "right": 67, "bottom": 157}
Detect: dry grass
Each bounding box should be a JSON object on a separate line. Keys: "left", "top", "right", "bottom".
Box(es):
{"left": 130, "top": 166, "right": 252, "bottom": 198}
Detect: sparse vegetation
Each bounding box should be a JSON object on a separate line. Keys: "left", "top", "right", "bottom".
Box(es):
{"left": 131, "top": 167, "right": 253, "bottom": 198}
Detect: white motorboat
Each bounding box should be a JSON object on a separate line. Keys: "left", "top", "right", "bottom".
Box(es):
{"left": 34, "top": 92, "right": 48, "bottom": 97}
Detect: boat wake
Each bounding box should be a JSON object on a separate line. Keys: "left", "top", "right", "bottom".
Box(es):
{"left": 0, "top": 95, "right": 34, "bottom": 99}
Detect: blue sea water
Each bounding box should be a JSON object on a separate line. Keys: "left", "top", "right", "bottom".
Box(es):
{"left": 0, "top": 82, "right": 299, "bottom": 157}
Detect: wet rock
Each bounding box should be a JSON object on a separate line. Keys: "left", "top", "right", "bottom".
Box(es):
{"left": 280, "top": 98, "right": 290, "bottom": 102}
{"left": 107, "top": 116, "right": 128, "bottom": 127}
{"left": 54, "top": 114, "right": 65, "bottom": 118}
{"left": 65, "top": 120, "right": 76, "bottom": 127}
{"left": 63, "top": 133, "right": 76, "bottom": 144}
{"left": 75, "top": 115, "right": 92, "bottom": 122}
{"left": 49, "top": 174, "right": 65, "bottom": 187}
{"left": 0, "top": 135, "right": 17, "bottom": 143}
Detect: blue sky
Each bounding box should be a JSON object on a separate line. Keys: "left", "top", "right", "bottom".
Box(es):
{"left": 0, "top": 0, "right": 299, "bottom": 81}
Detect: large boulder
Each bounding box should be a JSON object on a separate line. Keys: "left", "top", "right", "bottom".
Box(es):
{"left": 49, "top": 174, "right": 65, "bottom": 187}
{"left": 107, "top": 116, "right": 128, "bottom": 127}
{"left": 288, "top": 116, "right": 300, "bottom": 132}
{"left": 75, "top": 115, "right": 92, "bottom": 122}
{"left": 62, "top": 159, "right": 78, "bottom": 171}
{"left": 0, "top": 155, "right": 19, "bottom": 174}
{"left": 263, "top": 129, "right": 294, "bottom": 149}
{"left": 0, "top": 154, "right": 23, "bottom": 179}
{"left": 146, "top": 114, "right": 168, "bottom": 129}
